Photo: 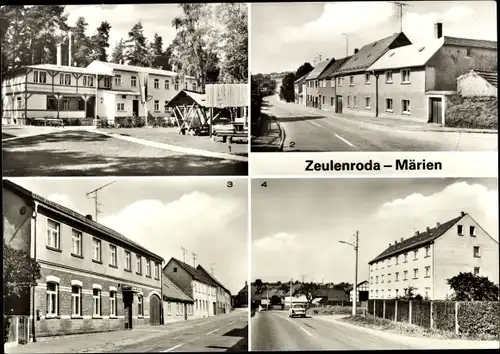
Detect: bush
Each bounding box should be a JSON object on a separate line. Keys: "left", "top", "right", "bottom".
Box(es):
{"left": 432, "top": 301, "right": 456, "bottom": 332}
{"left": 412, "top": 300, "right": 431, "bottom": 328}
{"left": 445, "top": 96, "right": 498, "bottom": 129}
{"left": 458, "top": 301, "right": 500, "bottom": 337}
{"left": 397, "top": 300, "right": 409, "bottom": 323}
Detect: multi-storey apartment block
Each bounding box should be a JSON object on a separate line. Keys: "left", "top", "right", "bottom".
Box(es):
{"left": 368, "top": 212, "right": 499, "bottom": 300}
{"left": 3, "top": 180, "right": 164, "bottom": 341}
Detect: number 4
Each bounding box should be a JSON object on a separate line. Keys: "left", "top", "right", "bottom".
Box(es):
{"left": 261, "top": 182, "right": 267, "bottom": 187}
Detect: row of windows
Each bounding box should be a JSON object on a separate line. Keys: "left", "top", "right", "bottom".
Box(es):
{"left": 458, "top": 224, "right": 476, "bottom": 236}
{"left": 195, "top": 299, "right": 211, "bottom": 312}
{"left": 371, "top": 266, "right": 432, "bottom": 285}
{"left": 370, "top": 288, "right": 430, "bottom": 300}
{"left": 193, "top": 281, "right": 216, "bottom": 296}
{"left": 306, "top": 69, "right": 412, "bottom": 90}
{"left": 47, "top": 219, "right": 160, "bottom": 279}
{"left": 115, "top": 75, "right": 194, "bottom": 91}
{"left": 33, "top": 70, "right": 98, "bottom": 88}
{"left": 46, "top": 281, "right": 144, "bottom": 318}
{"left": 166, "top": 301, "right": 193, "bottom": 316}
{"left": 371, "top": 246, "right": 432, "bottom": 271}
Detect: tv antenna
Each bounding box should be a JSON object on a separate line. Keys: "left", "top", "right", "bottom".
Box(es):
{"left": 85, "top": 181, "right": 116, "bottom": 222}
{"left": 192, "top": 252, "right": 197, "bottom": 267}
{"left": 181, "top": 247, "right": 187, "bottom": 263}
{"left": 210, "top": 263, "right": 216, "bottom": 275}
{"left": 342, "top": 33, "right": 349, "bottom": 57}
{"left": 389, "top": 1, "right": 412, "bottom": 33}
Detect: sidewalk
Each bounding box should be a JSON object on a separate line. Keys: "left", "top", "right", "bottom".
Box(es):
{"left": 313, "top": 315, "right": 499, "bottom": 349}
{"left": 251, "top": 116, "right": 285, "bottom": 151}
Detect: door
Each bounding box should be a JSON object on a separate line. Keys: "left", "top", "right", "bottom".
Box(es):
{"left": 86, "top": 96, "right": 95, "bottom": 118}
{"left": 149, "top": 294, "right": 161, "bottom": 326}
{"left": 184, "top": 304, "right": 188, "bottom": 320}
{"left": 132, "top": 100, "right": 139, "bottom": 117}
{"left": 429, "top": 98, "right": 442, "bottom": 124}
{"left": 213, "top": 302, "right": 217, "bottom": 316}
{"left": 336, "top": 96, "right": 343, "bottom": 114}
{"left": 123, "top": 292, "right": 133, "bottom": 329}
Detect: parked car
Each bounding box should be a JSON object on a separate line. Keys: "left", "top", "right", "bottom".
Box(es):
{"left": 289, "top": 303, "right": 306, "bottom": 318}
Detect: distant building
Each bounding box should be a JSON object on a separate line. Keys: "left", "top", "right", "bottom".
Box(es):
{"left": 197, "top": 265, "right": 232, "bottom": 314}
{"left": 162, "top": 274, "right": 194, "bottom": 323}
{"left": 304, "top": 58, "right": 336, "bottom": 108}
{"left": 294, "top": 73, "right": 310, "bottom": 105}
{"left": 233, "top": 281, "right": 249, "bottom": 307}
{"left": 316, "top": 56, "right": 351, "bottom": 112}
{"left": 345, "top": 281, "right": 369, "bottom": 302}
{"left": 368, "top": 211, "right": 499, "bottom": 300}
{"left": 457, "top": 70, "right": 498, "bottom": 97}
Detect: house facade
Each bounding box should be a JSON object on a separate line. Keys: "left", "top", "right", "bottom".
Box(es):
{"left": 233, "top": 281, "right": 249, "bottom": 308}
{"left": 162, "top": 274, "right": 194, "bottom": 324}
{"left": 368, "top": 24, "right": 497, "bottom": 123}
{"left": 3, "top": 180, "right": 164, "bottom": 343}
{"left": 346, "top": 281, "right": 369, "bottom": 302}
{"left": 196, "top": 265, "right": 232, "bottom": 314}
{"left": 163, "top": 258, "right": 218, "bottom": 319}
{"left": 293, "top": 73, "right": 309, "bottom": 105}
{"left": 368, "top": 212, "right": 499, "bottom": 300}
{"left": 304, "top": 58, "right": 336, "bottom": 108}
{"left": 317, "top": 56, "right": 351, "bottom": 112}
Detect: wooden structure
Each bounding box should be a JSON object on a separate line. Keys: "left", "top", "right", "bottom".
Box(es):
{"left": 166, "top": 90, "right": 212, "bottom": 135}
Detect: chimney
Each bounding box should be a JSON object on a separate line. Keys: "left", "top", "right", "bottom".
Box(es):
{"left": 460, "top": 211, "right": 465, "bottom": 217}
{"left": 434, "top": 22, "right": 443, "bottom": 39}
{"left": 436, "top": 222, "right": 441, "bottom": 227}
{"left": 56, "top": 43, "right": 62, "bottom": 66}
{"left": 245, "top": 281, "right": 248, "bottom": 287}
{"left": 68, "top": 31, "right": 72, "bottom": 67}
{"left": 401, "top": 237, "right": 404, "bottom": 241}
{"left": 85, "top": 214, "right": 93, "bottom": 221}
{"left": 354, "top": 48, "right": 359, "bottom": 54}
{"left": 426, "top": 226, "right": 430, "bottom": 232}
{"left": 388, "top": 243, "right": 392, "bottom": 247}
{"left": 415, "top": 231, "right": 419, "bottom": 236}
{"left": 394, "top": 240, "right": 398, "bottom": 244}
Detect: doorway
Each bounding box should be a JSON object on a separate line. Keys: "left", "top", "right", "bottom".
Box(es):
{"left": 184, "top": 304, "right": 188, "bottom": 320}
{"left": 123, "top": 292, "right": 133, "bottom": 329}
{"left": 336, "top": 96, "right": 343, "bottom": 114}
{"left": 133, "top": 100, "right": 139, "bottom": 117}
{"left": 429, "top": 97, "right": 443, "bottom": 124}
{"left": 149, "top": 294, "right": 161, "bottom": 326}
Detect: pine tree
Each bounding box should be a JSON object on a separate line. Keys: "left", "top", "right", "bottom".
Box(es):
{"left": 124, "top": 21, "right": 149, "bottom": 66}
{"left": 111, "top": 39, "right": 126, "bottom": 64}
{"left": 72, "top": 17, "right": 93, "bottom": 67}
{"left": 91, "top": 21, "right": 111, "bottom": 62}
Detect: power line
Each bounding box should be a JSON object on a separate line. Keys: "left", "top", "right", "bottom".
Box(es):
{"left": 85, "top": 181, "right": 116, "bottom": 222}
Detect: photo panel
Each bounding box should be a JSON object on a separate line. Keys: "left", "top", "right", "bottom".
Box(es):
{"left": 250, "top": 177, "right": 499, "bottom": 350}
{"left": 3, "top": 176, "right": 249, "bottom": 352}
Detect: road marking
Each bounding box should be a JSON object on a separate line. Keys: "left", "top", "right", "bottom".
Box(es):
{"left": 299, "top": 326, "right": 316, "bottom": 338}
{"left": 162, "top": 343, "right": 186, "bottom": 352}
{"left": 309, "top": 120, "right": 323, "bottom": 128}
{"left": 206, "top": 320, "right": 235, "bottom": 335}
{"left": 334, "top": 133, "right": 358, "bottom": 149}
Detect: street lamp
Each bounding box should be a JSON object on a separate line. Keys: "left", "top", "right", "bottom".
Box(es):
{"left": 339, "top": 230, "right": 359, "bottom": 316}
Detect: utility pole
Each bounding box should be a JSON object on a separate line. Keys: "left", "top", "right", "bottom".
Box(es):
{"left": 85, "top": 181, "right": 115, "bottom": 222}
{"left": 289, "top": 278, "right": 293, "bottom": 309}
{"left": 339, "top": 230, "right": 360, "bottom": 317}
{"left": 192, "top": 252, "right": 197, "bottom": 267}
{"left": 342, "top": 33, "right": 349, "bottom": 57}
{"left": 266, "top": 289, "right": 269, "bottom": 311}
{"left": 181, "top": 247, "right": 187, "bottom": 263}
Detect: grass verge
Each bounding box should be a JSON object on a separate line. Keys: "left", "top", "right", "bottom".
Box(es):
{"left": 307, "top": 306, "right": 366, "bottom": 316}
{"left": 341, "top": 314, "right": 499, "bottom": 341}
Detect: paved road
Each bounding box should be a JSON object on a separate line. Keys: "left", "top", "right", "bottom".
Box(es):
{"left": 251, "top": 311, "right": 413, "bottom": 351}
{"left": 263, "top": 96, "right": 497, "bottom": 152}
{"left": 2, "top": 128, "right": 247, "bottom": 176}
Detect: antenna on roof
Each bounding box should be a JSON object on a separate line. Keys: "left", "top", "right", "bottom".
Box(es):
{"left": 389, "top": 1, "right": 412, "bottom": 33}
{"left": 181, "top": 247, "right": 187, "bottom": 263}
{"left": 85, "top": 181, "right": 116, "bottom": 222}
{"left": 192, "top": 252, "right": 197, "bottom": 267}
{"left": 210, "top": 263, "right": 215, "bottom": 275}
{"left": 342, "top": 33, "right": 349, "bottom": 57}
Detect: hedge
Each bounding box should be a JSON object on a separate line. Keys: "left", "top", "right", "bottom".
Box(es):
{"left": 445, "top": 95, "right": 498, "bottom": 129}
{"left": 412, "top": 300, "right": 431, "bottom": 328}
{"left": 458, "top": 301, "right": 500, "bottom": 337}
{"left": 432, "top": 301, "right": 456, "bottom": 332}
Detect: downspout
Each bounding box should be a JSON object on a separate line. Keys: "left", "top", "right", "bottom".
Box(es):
{"left": 374, "top": 71, "right": 379, "bottom": 117}
{"left": 160, "top": 260, "right": 164, "bottom": 325}
{"left": 31, "top": 201, "right": 38, "bottom": 342}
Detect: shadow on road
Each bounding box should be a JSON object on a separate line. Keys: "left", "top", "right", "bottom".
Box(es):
{"left": 273, "top": 115, "right": 326, "bottom": 123}
{"left": 205, "top": 325, "right": 248, "bottom": 352}
{"left": 2, "top": 133, "right": 16, "bottom": 139}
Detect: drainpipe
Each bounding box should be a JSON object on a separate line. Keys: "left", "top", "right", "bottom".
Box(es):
{"left": 31, "top": 201, "right": 38, "bottom": 342}
{"left": 374, "top": 71, "right": 379, "bottom": 117}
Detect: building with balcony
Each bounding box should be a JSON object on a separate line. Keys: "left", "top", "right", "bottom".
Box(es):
{"left": 368, "top": 211, "right": 499, "bottom": 300}
{"left": 3, "top": 179, "right": 164, "bottom": 342}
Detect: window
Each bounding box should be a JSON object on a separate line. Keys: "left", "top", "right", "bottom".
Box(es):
{"left": 103, "top": 77, "right": 111, "bottom": 88}
{"left": 403, "top": 270, "right": 408, "bottom": 280}
{"left": 46, "top": 282, "right": 58, "bottom": 316}
{"left": 154, "top": 100, "right": 159, "bottom": 112}
{"left": 154, "top": 79, "right": 159, "bottom": 89}
{"left": 388, "top": 257, "right": 391, "bottom": 266}
{"left": 425, "top": 246, "right": 430, "bottom": 257}
{"left": 84, "top": 75, "right": 95, "bottom": 87}
{"left": 395, "top": 272, "right": 399, "bottom": 282}
{"left": 110, "top": 291, "right": 117, "bottom": 316}
{"left": 59, "top": 73, "right": 71, "bottom": 85}
{"left": 196, "top": 299, "right": 199, "bottom": 310}
{"left": 402, "top": 99, "right": 410, "bottom": 114}
{"left": 165, "top": 101, "right": 169, "bottom": 113}
{"left": 365, "top": 97, "right": 371, "bottom": 109}
{"left": 457, "top": 225, "right": 463, "bottom": 235}
{"left": 146, "top": 260, "right": 151, "bottom": 277}
{"left": 349, "top": 76, "right": 354, "bottom": 86}
{"left": 413, "top": 268, "right": 419, "bottom": 279}
{"left": 395, "top": 289, "right": 399, "bottom": 297}
{"left": 401, "top": 69, "right": 410, "bottom": 83}
{"left": 403, "top": 253, "right": 408, "bottom": 262}
{"left": 331, "top": 78, "right": 335, "bottom": 87}
{"left": 175, "top": 81, "right": 179, "bottom": 90}
{"left": 167, "top": 302, "right": 172, "bottom": 316}
{"left": 131, "top": 76, "right": 137, "bottom": 87}
{"left": 473, "top": 246, "right": 480, "bottom": 258}
{"left": 192, "top": 83, "right": 197, "bottom": 91}
{"left": 385, "top": 71, "right": 393, "bottom": 83}
{"left": 33, "top": 70, "right": 47, "bottom": 84}
{"left": 71, "top": 285, "right": 82, "bottom": 316}
{"left": 136, "top": 255, "right": 142, "bottom": 274}
{"left": 16, "top": 97, "right": 23, "bottom": 109}
{"left": 331, "top": 97, "right": 334, "bottom": 106}
{"left": 470, "top": 226, "right": 476, "bottom": 236}
{"left": 93, "top": 288, "right": 101, "bottom": 316}
{"left": 347, "top": 96, "right": 351, "bottom": 108}
{"left": 116, "top": 102, "right": 125, "bottom": 111}
{"left": 385, "top": 98, "right": 393, "bottom": 112}
{"left": 353, "top": 96, "right": 357, "bottom": 108}
{"left": 337, "top": 77, "right": 342, "bottom": 87}
{"left": 322, "top": 96, "right": 325, "bottom": 105}
{"left": 109, "top": 244, "right": 117, "bottom": 267}
{"left": 115, "top": 75, "right": 122, "bottom": 87}
{"left": 466, "top": 48, "right": 471, "bottom": 57}
{"left": 413, "top": 250, "right": 418, "bottom": 260}
{"left": 92, "top": 238, "right": 102, "bottom": 262}
{"left": 395, "top": 256, "right": 399, "bottom": 265}
{"left": 381, "top": 275, "right": 384, "bottom": 283}
{"left": 155, "top": 263, "right": 160, "bottom": 279}
{"left": 125, "top": 251, "right": 131, "bottom": 271}
{"left": 138, "top": 295, "right": 144, "bottom": 316}
{"left": 47, "top": 219, "right": 60, "bottom": 249}
{"left": 365, "top": 73, "right": 370, "bottom": 84}
{"left": 71, "top": 229, "right": 82, "bottom": 256}
{"left": 165, "top": 80, "right": 170, "bottom": 90}
{"left": 376, "top": 276, "right": 378, "bottom": 284}
{"left": 425, "top": 266, "right": 430, "bottom": 277}
{"left": 184, "top": 82, "right": 188, "bottom": 90}
{"left": 474, "top": 267, "right": 480, "bottom": 276}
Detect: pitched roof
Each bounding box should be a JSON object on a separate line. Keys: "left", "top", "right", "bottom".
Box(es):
{"left": 166, "top": 90, "right": 208, "bottom": 107}
{"left": 443, "top": 36, "right": 497, "bottom": 50}
{"left": 337, "top": 32, "right": 410, "bottom": 75}
{"left": 345, "top": 281, "right": 369, "bottom": 292}
{"left": 88, "top": 60, "right": 179, "bottom": 77}
{"left": 476, "top": 70, "right": 498, "bottom": 87}
{"left": 368, "top": 38, "right": 444, "bottom": 71}
{"left": 294, "top": 72, "right": 311, "bottom": 84}
{"left": 327, "top": 289, "right": 349, "bottom": 301}
{"left": 369, "top": 214, "right": 464, "bottom": 264}
{"left": 305, "top": 58, "right": 336, "bottom": 80}
{"left": 318, "top": 56, "right": 352, "bottom": 79}
{"left": 196, "top": 265, "right": 231, "bottom": 295}
{"left": 28, "top": 63, "right": 112, "bottom": 76}
{"left": 3, "top": 180, "right": 163, "bottom": 262}
{"left": 168, "top": 258, "right": 218, "bottom": 286}
{"left": 163, "top": 274, "right": 194, "bottom": 302}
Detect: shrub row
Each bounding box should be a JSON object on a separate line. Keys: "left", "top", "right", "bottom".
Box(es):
{"left": 445, "top": 95, "right": 498, "bottom": 129}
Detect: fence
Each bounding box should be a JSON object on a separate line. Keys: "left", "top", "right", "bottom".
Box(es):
{"left": 368, "top": 299, "right": 500, "bottom": 337}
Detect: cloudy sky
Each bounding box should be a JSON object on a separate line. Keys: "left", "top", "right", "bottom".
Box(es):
{"left": 8, "top": 177, "right": 248, "bottom": 294}
{"left": 252, "top": 178, "right": 498, "bottom": 284}
{"left": 251, "top": 1, "right": 497, "bottom": 73}
{"left": 64, "top": 4, "right": 184, "bottom": 55}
